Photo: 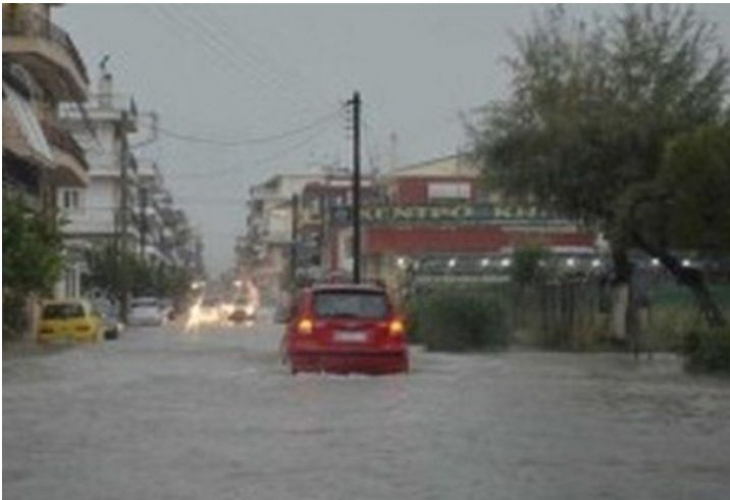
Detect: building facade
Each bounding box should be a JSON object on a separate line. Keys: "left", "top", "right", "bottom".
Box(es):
{"left": 55, "top": 70, "right": 141, "bottom": 298}
{"left": 3, "top": 3, "right": 89, "bottom": 208}
{"left": 3, "top": 3, "right": 91, "bottom": 307}
{"left": 239, "top": 169, "right": 379, "bottom": 303}
{"left": 325, "top": 154, "right": 597, "bottom": 292}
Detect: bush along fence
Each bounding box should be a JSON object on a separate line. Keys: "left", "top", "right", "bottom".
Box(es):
{"left": 405, "top": 277, "right": 730, "bottom": 362}
{"left": 406, "top": 288, "right": 509, "bottom": 352}
{"left": 406, "top": 280, "right": 606, "bottom": 352}
{"left": 683, "top": 326, "right": 730, "bottom": 374}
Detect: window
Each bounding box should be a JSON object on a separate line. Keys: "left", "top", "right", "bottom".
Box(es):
{"left": 42, "top": 303, "right": 85, "bottom": 320}
{"left": 313, "top": 291, "right": 389, "bottom": 319}
{"left": 427, "top": 182, "right": 471, "bottom": 201}
{"left": 59, "top": 189, "right": 84, "bottom": 212}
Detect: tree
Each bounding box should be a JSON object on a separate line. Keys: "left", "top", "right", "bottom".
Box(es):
{"left": 623, "top": 123, "right": 730, "bottom": 327}
{"left": 3, "top": 193, "right": 64, "bottom": 337}
{"left": 83, "top": 243, "right": 193, "bottom": 305}
{"left": 470, "top": 5, "right": 729, "bottom": 328}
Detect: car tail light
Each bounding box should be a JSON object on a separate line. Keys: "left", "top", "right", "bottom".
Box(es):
{"left": 297, "top": 318, "right": 313, "bottom": 335}
{"left": 76, "top": 324, "right": 92, "bottom": 332}
{"left": 389, "top": 319, "right": 405, "bottom": 336}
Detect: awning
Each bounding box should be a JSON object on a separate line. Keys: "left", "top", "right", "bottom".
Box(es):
{"left": 2, "top": 82, "right": 53, "bottom": 163}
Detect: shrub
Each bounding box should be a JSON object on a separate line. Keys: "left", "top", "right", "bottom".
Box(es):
{"left": 407, "top": 290, "right": 509, "bottom": 352}
{"left": 683, "top": 327, "right": 730, "bottom": 374}
{"left": 510, "top": 244, "right": 551, "bottom": 285}
{"left": 3, "top": 194, "right": 64, "bottom": 340}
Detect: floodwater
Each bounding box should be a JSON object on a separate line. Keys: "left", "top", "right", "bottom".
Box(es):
{"left": 4, "top": 317, "right": 730, "bottom": 500}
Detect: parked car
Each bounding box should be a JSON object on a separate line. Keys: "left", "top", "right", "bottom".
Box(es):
{"left": 282, "top": 284, "right": 409, "bottom": 375}
{"left": 37, "top": 300, "right": 104, "bottom": 343}
{"left": 128, "top": 297, "right": 165, "bottom": 327}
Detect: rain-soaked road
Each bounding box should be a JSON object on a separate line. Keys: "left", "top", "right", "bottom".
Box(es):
{"left": 4, "top": 316, "right": 730, "bottom": 500}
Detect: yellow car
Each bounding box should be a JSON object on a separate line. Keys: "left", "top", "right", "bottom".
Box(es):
{"left": 38, "top": 300, "right": 103, "bottom": 343}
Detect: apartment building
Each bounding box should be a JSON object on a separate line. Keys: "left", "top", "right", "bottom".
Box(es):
{"left": 3, "top": 3, "right": 89, "bottom": 209}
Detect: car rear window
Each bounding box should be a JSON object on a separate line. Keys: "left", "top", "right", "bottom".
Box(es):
{"left": 42, "top": 303, "right": 85, "bottom": 319}
{"left": 313, "top": 291, "right": 389, "bottom": 319}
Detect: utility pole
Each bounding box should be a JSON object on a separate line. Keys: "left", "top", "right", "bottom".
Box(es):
{"left": 139, "top": 186, "right": 148, "bottom": 259}
{"left": 290, "top": 194, "right": 299, "bottom": 287}
{"left": 349, "top": 91, "right": 362, "bottom": 283}
{"left": 119, "top": 110, "right": 130, "bottom": 321}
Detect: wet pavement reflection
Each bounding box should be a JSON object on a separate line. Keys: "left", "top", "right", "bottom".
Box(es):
{"left": 4, "top": 319, "right": 730, "bottom": 500}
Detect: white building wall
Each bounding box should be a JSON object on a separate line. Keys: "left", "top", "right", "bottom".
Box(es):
{"left": 62, "top": 177, "right": 118, "bottom": 235}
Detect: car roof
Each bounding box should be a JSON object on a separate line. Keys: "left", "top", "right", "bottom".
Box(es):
{"left": 309, "top": 283, "right": 387, "bottom": 294}
{"left": 42, "top": 299, "right": 90, "bottom": 307}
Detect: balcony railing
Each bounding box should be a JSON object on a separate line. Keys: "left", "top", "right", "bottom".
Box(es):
{"left": 41, "top": 119, "right": 89, "bottom": 171}
{"left": 3, "top": 9, "right": 89, "bottom": 84}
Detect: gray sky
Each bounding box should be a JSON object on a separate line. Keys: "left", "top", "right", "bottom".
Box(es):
{"left": 56, "top": 4, "right": 730, "bottom": 276}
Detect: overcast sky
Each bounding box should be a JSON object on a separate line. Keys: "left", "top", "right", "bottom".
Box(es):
{"left": 56, "top": 4, "right": 730, "bottom": 276}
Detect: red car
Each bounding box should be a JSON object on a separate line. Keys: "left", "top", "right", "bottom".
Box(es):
{"left": 282, "top": 284, "right": 409, "bottom": 375}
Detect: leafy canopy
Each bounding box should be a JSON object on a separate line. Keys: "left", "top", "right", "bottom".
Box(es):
{"left": 471, "top": 5, "right": 729, "bottom": 240}
{"left": 3, "top": 193, "right": 64, "bottom": 295}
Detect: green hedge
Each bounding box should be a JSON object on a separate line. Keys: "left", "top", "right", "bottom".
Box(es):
{"left": 683, "top": 326, "right": 730, "bottom": 374}
{"left": 407, "top": 291, "right": 509, "bottom": 352}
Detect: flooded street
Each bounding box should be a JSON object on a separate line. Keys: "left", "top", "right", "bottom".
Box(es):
{"left": 4, "top": 318, "right": 730, "bottom": 500}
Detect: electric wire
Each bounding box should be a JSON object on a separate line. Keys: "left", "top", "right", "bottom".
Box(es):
{"left": 172, "top": 119, "right": 340, "bottom": 180}
{"left": 157, "top": 5, "right": 320, "bottom": 118}
{"left": 200, "top": 6, "right": 334, "bottom": 115}
{"left": 146, "top": 5, "right": 339, "bottom": 152}
{"left": 184, "top": 7, "right": 305, "bottom": 104}
{"left": 154, "top": 108, "right": 342, "bottom": 147}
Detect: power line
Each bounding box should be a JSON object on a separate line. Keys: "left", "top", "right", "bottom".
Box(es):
{"left": 157, "top": 5, "right": 320, "bottom": 118}
{"left": 145, "top": 5, "right": 339, "bottom": 150}
{"left": 148, "top": 4, "right": 304, "bottom": 128}
{"left": 155, "top": 108, "right": 342, "bottom": 147}
{"left": 187, "top": 8, "right": 298, "bottom": 98}
{"left": 200, "top": 6, "right": 332, "bottom": 114}
{"left": 161, "top": 6, "right": 279, "bottom": 91}
{"left": 173, "top": 120, "right": 339, "bottom": 180}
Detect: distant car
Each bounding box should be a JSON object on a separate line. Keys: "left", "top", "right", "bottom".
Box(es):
{"left": 38, "top": 300, "right": 104, "bottom": 343}
{"left": 229, "top": 298, "right": 256, "bottom": 323}
{"left": 282, "top": 284, "right": 409, "bottom": 375}
{"left": 194, "top": 297, "right": 222, "bottom": 325}
{"left": 128, "top": 297, "right": 165, "bottom": 327}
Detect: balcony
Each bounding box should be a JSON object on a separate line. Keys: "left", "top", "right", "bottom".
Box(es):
{"left": 3, "top": 8, "right": 89, "bottom": 101}
{"left": 250, "top": 185, "right": 283, "bottom": 201}
{"left": 41, "top": 119, "right": 89, "bottom": 186}
{"left": 59, "top": 93, "right": 138, "bottom": 131}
